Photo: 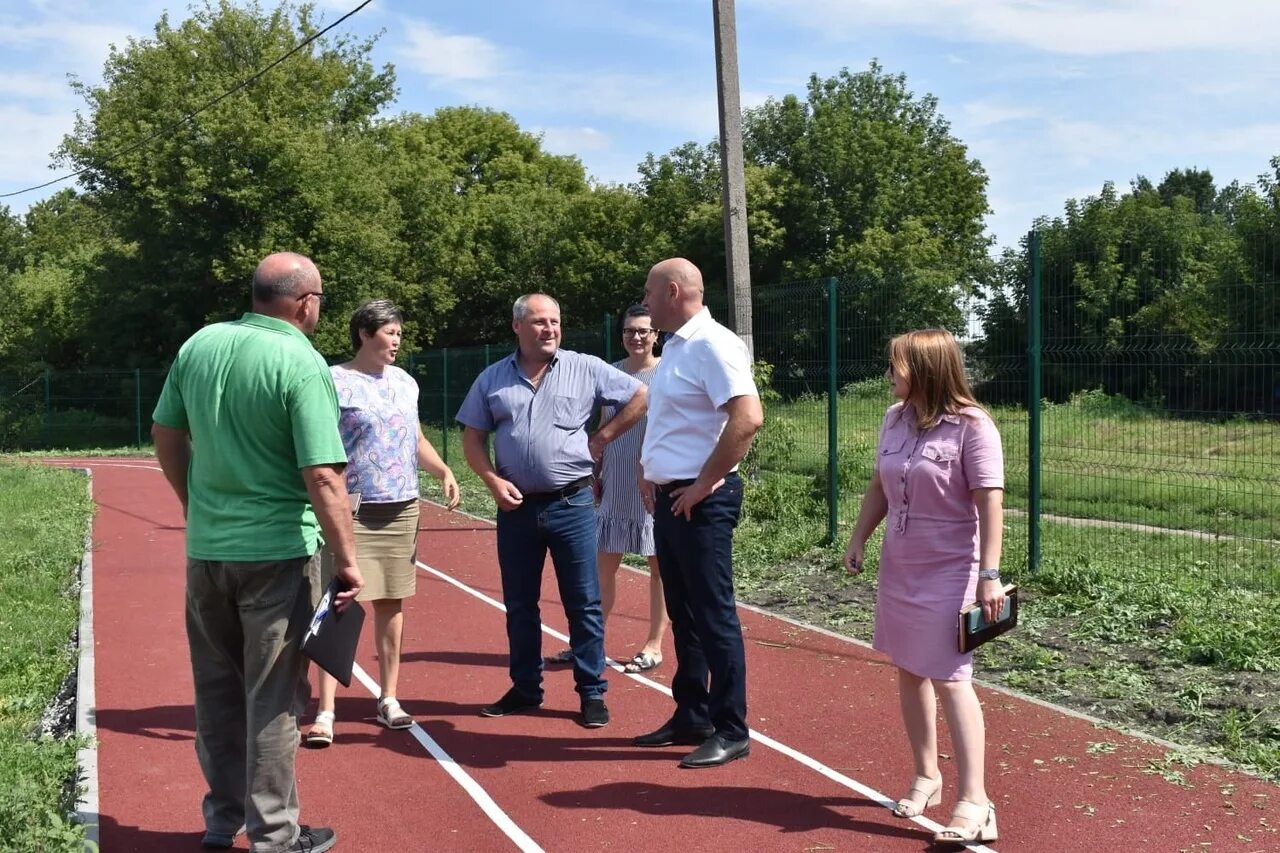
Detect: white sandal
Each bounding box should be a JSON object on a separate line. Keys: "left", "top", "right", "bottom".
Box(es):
{"left": 304, "top": 710, "right": 335, "bottom": 748}
{"left": 934, "top": 799, "right": 998, "bottom": 845}
{"left": 892, "top": 773, "right": 942, "bottom": 818}
{"left": 376, "top": 697, "right": 414, "bottom": 729}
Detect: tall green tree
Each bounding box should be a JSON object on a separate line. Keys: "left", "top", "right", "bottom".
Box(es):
{"left": 976, "top": 168, "right": 1269, "bottom": 414}
{"left": 639, "top": 63, "right": 992, "bottom": 381}
{"left": 56, "top": 0, "right": 398, "bottom": 363}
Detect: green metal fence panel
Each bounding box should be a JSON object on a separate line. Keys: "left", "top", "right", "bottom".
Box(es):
{"left": 1028, "top": 230, "right": 1043, "bottom": 573}
{"left": 4, "top": 255, "right": 1276, "bottom": 595}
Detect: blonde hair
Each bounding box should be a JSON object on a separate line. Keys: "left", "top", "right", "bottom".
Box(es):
{"left": 888, "top": 329, "right": 985, "bottom": 430}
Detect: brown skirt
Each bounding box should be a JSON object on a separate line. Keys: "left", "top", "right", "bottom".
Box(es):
{"left": 320, "top": 499, "right": 420, "bottom": 601}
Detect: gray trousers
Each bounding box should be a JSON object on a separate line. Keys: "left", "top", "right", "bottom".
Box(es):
{"left": 185, "top": 555, "right": 320, "bottom": 853}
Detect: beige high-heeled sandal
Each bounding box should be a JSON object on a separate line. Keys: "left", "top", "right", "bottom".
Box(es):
{"left": 934, "top": 799, "right": 998, "bottom": 846}
{"left": 892, "top": 773, "right": 943, "bottom": 818}
{"left": 304, "top": 710, "right": 335, "bottom": 748}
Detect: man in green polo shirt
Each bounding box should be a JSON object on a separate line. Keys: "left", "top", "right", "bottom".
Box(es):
{"left": 152, "top": 252, "right": 364, "bottom": 853}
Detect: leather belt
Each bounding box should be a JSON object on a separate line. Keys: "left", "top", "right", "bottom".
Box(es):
{"left": 523, "top": 475, "right": 593, "bottom": 502}
{"left": 656, "top": 478, "right": 696, "bottom": 495}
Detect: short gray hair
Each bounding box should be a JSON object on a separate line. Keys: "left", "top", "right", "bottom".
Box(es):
{"left": 251, "top": 254, "right": 316, "bottom": 302}
{"left": 513, "top": 293, "right": 560, "bottom": 321}
{"left": 349, "top": 299, "right": 403, "bottom": 352}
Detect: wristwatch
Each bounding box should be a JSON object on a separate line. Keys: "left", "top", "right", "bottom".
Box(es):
{"left": 978, "top": 568, "right": 1001, "bottom": 581}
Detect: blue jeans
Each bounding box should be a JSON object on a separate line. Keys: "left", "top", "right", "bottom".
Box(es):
{"left": 495, "top": 487, "right": 607, "bottom": 700}
{"left": 653, "top": 473, "right": 747, "bottom": 740}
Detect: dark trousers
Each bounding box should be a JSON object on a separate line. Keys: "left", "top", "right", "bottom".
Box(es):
{"left": 653, "top": 473, "right": 748, "bottom": 741}
{"left": 185, "top": 555, "right": 319, "bottom": 853}
{"left": 495, "top": 487, "right": 607, "bottom": 701}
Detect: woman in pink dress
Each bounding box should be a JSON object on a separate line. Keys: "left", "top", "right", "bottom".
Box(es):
{"left": 844, "top": 329, "right": 1007, "bottom": 846}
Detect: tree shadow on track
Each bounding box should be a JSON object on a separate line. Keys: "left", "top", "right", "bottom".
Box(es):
{"left": 96, "top": 703, "right": 194, "bottom": 741}
{"left": 98, "top": 814, "right": 209, "bottom": 851}
{"left": 541, "top": 781, "right": 927, "bottom": 843}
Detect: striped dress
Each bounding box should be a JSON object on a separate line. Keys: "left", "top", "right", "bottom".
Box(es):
{"left": 596, "top": 361, "right": 658, "bottom": 555}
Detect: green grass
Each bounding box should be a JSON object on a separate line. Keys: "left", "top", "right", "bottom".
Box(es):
{"left": 0, "top": 462, "right": 95, "bottom": 851}
{"left": 725, "top": 472, "right": 1280, "bottom": 778}
{"left": 762, "top": 386, "right": 1280, "bottom": 541}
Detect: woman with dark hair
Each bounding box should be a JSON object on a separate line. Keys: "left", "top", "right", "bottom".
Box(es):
{"left": 552, "top": 304, "right": 670, "bottom": 672}
{"left": 596, "top": 305, "right": 670, "bottom": 671}
{"left": 844, "top": 329, "right": 1005, "bottom": 846}
{"left": 305, "top": 299, "right": 459, "bottom": 747}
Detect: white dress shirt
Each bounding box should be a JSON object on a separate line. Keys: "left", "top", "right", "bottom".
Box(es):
{"left": 640, "top": 307, "right": 759, "bottom": 484}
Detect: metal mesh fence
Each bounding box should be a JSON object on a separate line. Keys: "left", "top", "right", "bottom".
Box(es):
{"left": 4, "top": 236, "right": 1276, "bottom": 591}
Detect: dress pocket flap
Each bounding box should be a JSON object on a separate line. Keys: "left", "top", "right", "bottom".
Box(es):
{"left": 921, "top": 441, "right": 959, "bottom": 462}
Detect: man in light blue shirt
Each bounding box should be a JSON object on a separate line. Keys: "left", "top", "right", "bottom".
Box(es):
{"left": 457, "top": 293, "right": 647, "bottom": 728}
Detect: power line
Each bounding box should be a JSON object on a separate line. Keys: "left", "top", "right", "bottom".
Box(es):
{"left": 0, "top": 0, "right": 374, "bottom": 200}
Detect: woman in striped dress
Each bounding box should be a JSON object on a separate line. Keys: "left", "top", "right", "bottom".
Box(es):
{"left": 596, "top": 305, "right": 670, "bottom": 672}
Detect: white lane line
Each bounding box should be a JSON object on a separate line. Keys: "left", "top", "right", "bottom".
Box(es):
{"left": 348, "top": 663, "right": 544, "bottom": 853}
{"left": 45, "top": 460, "right": 162, "bottom": 471}
{"left": 415, "top": 557, "right": 997, "bottom": 853}
{"left": 72, "top": 463, "right": 992, "bottom": 849}
{"left": 62, "top": 462, "right": 542, "bottom": 852}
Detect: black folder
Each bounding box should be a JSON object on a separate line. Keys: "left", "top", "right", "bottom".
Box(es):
{"left": 957, "top": 583, "right": 1018, "bottom": 653}
{"left": 301, "top": 579, "right": 365, "bottom": 687}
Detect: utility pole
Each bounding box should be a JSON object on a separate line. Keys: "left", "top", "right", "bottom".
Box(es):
{"left": 712, "top": 0, "right": 754, "bottom": 357}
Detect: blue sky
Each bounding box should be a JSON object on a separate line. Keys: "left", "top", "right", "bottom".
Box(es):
{"left": 2, "top": 0, "right": 1278, "bottom": 253}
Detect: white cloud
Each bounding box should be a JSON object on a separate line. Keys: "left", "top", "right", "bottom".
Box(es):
{"left": 539, "top": 125, "right": 611, "bottom": 154}
{"left": 397, "top": 20, "right": 507, "bottom": 82}
{"left": 0, "top": 105, "right": 72, "bottom": 185}
{"left": 0, "top": 71, "right": 72, "bottom": 102}
{"left": 0, "top": 20, "right": 136, "bottom": 62}
{"left": 959, "top": 99, "right": 1038, "bottom": 129}
{"left": 747, "top": 0, "right": 1280, "bottom": 56}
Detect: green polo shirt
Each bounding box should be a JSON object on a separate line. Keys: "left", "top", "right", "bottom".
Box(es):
{"left": 152, "top": 313, "right": 348, "bottom": 561}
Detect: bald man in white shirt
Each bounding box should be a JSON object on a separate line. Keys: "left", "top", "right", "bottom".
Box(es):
{"left": 633, "top": 258, "right": 763, "bottom": 769}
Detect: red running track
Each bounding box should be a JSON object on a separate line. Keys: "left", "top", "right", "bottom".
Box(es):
{"left": 55, "top": 458, "right": 1276, "bottom": 851}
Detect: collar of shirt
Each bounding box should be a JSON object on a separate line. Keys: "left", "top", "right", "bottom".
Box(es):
{"left": 505, "top": 349, "right": 560, "bottom": 384}
{"left": 238, "top": 312, "right": 307, "bottom": 341}
{"left": 898, "top": 403, "right": 964, "bottom": 429}
{"left": 668, "top": 306, "right": 713, "bottom": 342}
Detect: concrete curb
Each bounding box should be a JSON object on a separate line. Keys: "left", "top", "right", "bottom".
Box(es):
{"left": 72, "top": 467, "right": 100, "bottom": 851}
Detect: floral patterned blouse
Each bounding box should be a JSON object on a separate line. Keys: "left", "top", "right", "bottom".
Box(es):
{"left": 331, "top": 364, "right": 420, "bottom": 503}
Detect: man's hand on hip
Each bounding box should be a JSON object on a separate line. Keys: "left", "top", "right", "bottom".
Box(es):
{"left": 669, "top": 477, "right": 725, "bottom": 520}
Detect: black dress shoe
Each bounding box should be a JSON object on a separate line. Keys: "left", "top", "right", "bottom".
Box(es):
{"left": 580, "top": 698, "right": 610, "bottom": 728}
{"left": 633, "top": 720, "right": 715, "bottom": 747}
{"left": 679, "top": 734, "right": 751, "bottom": 768}
{"left": 480, "top": 687, "right": 542, "bottom": 717}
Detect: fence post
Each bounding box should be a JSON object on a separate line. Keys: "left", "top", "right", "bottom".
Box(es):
{"left": 440, "top": 349, "right": 449, "bottom": 465}
{"left": 825, "top": 277, "right": 839, "bottom": 544}
{"left": 134, "top": 368, "right": 143, "bottom": 447}
{"left": 1027, "top": 231, "right": 1043, "bottom": 573}
{"left": 43, "top": 368, "right": 52, "bottom": 448}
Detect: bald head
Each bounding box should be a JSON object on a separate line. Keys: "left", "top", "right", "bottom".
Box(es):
{"left": 649, "top": 257, "right": 704, "bottom": 298}
{"left": 252, "top": 252, "right": 320, "bottom": 306}
{"left": 642, "top": 257, "right": 705, "bottom": 332}
{"left": 251, "top": 252, "right": 324, "bottom": 334}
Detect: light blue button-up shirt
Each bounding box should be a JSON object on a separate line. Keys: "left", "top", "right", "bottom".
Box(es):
{"left": 456, "top": 349, "right": 642, "bottom": 494}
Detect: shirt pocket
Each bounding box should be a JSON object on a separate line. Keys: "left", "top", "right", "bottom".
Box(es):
{"left": 552, "top": 394, "right": 585, "bottom": 430}
{"left": 486, "top": 391, "right": 513, "bottom": 424}
{"left": 920, "top": 440, "right": 960, "bottom": 465}
{"left": 879, "top": 435, "right": 913, "bottom": 457}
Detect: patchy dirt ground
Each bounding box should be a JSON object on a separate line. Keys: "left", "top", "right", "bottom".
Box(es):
{"left": 737, "top": 557, "right": 1280, "bottom": 785}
